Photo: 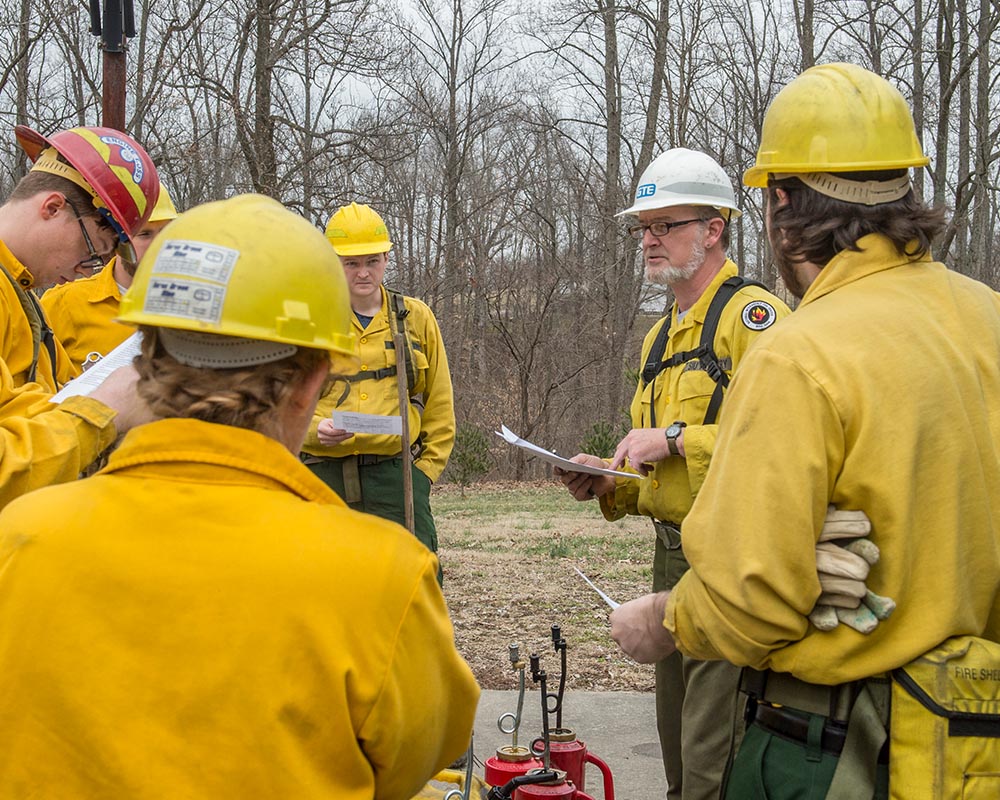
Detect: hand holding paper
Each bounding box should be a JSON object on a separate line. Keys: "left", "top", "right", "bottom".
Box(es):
{"left": 495, "top": 425, "right": 637, "bottom": 479}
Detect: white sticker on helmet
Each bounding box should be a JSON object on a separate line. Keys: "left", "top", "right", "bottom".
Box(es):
{"left": 142, "top": 279, "right": 227, "bottom": 324}
{"left": 150, "top": 240, "right": 239, "bottom": 283}
{"left": 142, "top": 240, "right": 240, "bottom": 324}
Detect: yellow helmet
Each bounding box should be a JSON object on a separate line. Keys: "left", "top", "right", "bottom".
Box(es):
{"left": 149, "top": 182, "right": 179, "bottom": 223}
{"left": 743, "top": 63, "right": 929, "bottom": 188}
{"left": 324, "top": 202, "right": 393, "bottom": 256}
{"left": 119, "top": 194, "right": 358, "bottom": 371}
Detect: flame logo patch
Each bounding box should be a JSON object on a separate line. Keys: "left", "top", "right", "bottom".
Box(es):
{"left": 741, "top": 300, "right": 776, "bottom": 331}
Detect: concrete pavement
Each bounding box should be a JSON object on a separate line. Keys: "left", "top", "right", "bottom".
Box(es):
{"left": 470, "top": 689, "right": 667, "bottom": 799}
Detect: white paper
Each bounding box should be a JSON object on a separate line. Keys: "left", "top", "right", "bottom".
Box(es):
{"left": 574, "top": 567, "right": 621, "bottom": 610}
{"left": 52, "top": 332, "right": 143, "bottom": 403}
{"left": 494, "top": 424, "right": 637, "bottom": 479}
{"left": 332, "top": 411, "right": 403, "bottom": 436}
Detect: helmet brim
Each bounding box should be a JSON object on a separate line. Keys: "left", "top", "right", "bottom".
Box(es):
{"left": 329, "top": 242, "right": 393, "bottom": 257}
{"left": 14, "top": 125, "right": 50, "bottom": 162}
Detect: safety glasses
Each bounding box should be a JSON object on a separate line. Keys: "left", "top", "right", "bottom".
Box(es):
{"left": 627, "top": 218, "right": 703, "bottom": 240}
{"left": 64, "top": 198, "right": 113, "bottom": 270}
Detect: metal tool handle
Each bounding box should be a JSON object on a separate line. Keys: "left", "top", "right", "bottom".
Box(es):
{"left": 442, "top": 734, "right": 475, "bottom": 800}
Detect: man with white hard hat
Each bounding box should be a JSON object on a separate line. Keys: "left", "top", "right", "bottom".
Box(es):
{"left": 557, "top": 147, "right": 791, "bottom": 798}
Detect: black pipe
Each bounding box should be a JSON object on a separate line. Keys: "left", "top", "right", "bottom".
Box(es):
{"left": 101, "top": 0, "right": 124, "bottom": 52}
{"left": 123, "top": 0, "right": 135, "bottom": 38}
{"left": 88, "top": 0, "right": 102, "bottom": 35}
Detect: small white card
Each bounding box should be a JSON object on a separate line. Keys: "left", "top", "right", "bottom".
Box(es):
{"left": 331, "top": 411, "right": 403, "bottom": 436}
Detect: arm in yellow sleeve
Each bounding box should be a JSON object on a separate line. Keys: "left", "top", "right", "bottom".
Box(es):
{"left": 302, "top": 389, "right": 336, "bottom": 452}
{"left": 599, "top": 472, "right": 641, "bottom": 520}
{"left": 0, "top": 366, "right": 117, "bottom": 510}
{"left": 682, "top": 423, "right": 717, "bottom": 496}
{"left": 412, "top": 305, "right": 454, "bottom": 483}
{"left": 360, "top": 550, "right": 479, "bottom": 799}
{"left": 665, "top": 347, "right": 839, "bottom": 667}
{"left": 682, "top": 292, "right": 790, "bottom": 498}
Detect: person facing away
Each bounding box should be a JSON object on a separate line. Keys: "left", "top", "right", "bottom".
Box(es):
{"left": 557, "top": 147, "right": 791, "bottom": 799}
{"left": 610, "top": 62, "right": 1000, "bottom": 799}
{"left": 301, "top": 202, "right": 455, "bottom": 562}
{"left": 41, "top": 180, "right": 179, "bottom": 373}
{"left": 0, "top": 194, "right": 479, "bottom": 799}
{"left": 0, "top": 124, "right": 159, "bottom": 508}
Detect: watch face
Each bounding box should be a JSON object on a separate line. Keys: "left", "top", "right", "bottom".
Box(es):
{"left": 667, "top": 424, "right": 682, "bottom": 438}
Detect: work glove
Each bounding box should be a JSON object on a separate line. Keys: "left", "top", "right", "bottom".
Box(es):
{"left": 808, "top": 507, "right": 896, "bottom": 634}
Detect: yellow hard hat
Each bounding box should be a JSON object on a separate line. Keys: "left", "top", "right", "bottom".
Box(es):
{"left": 148, "top": 182, "right": 179, "bottom": 223}
{"left": 324, "top": 202, "right": 393, "bottom": 256}
{"left": 743, "top": 63, "right": 929, "bottom": 188}
{"left": 119, "top": 194, "right": 358, "bottom": 371}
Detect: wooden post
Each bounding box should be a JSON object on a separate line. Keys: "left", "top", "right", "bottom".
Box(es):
{"left": 394, "top": 332, "right": 415, "bottom": 534}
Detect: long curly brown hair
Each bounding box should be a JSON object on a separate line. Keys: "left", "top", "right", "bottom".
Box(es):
{"left": 135, "top": 326, "right": 329, "bottom": 440}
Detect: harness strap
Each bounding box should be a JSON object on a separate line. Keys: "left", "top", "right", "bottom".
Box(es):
{"left": 0, "top": 264, "right": 58, "bottom": 386}
{"left": 639, "top": 275, "right": 765, "bottom": 428}
{"left": 335, "top": 288, "right": 418, "bottom": 409}
{"left": 699, "top": 276, "right": 762, "bottom": 425}
{"left": 827, "top": 681, "right": 890, "bottom": 800}
{"left": 346, "top": 365, "right": 398, "bottom": 383}
{"left": 387, "top": 289, "right": 417, "bottom": 395}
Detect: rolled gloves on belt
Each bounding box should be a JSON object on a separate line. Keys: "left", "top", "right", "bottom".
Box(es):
{"left": 809, "top": 507, "right": 896, "bottom": 634}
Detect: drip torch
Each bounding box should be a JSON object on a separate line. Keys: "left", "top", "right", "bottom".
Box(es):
{"left": 524, "top": 627, "right": 616, "bottom": 800}
{"left": 485, "top": 627, "right": 616, "bottom": 799}
{"left": 485, "top": 644, "right": 543, "bottom": 787}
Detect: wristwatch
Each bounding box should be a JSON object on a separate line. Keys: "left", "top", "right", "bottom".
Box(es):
{"left": 665, "top": 421, "right": 687, "bottom": 456}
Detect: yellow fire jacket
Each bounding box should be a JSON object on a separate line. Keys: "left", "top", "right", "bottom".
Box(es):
{"left": 0, "top": 418, "right": 479, "bottom": 798}
{"left": 667, "top": 235, "right": 1000, "bottom": 684}
{"left": 302, "top": 286, "right": 455, "bottom": 482}
{"left": 0, "top": 240, "right": 118, "bottom": 509}
{"left": 600, "top": 260, "right": 790, "bottom": 524}
{"left": 0, "top": 239, "right": 76, "bottom": 389}
{"left": 41, "top": 257, "right": 132, "bottom": 374}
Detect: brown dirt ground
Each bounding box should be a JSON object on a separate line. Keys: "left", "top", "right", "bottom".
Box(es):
{"left": 434, "top": 482, "right": 656, "bottom": 693}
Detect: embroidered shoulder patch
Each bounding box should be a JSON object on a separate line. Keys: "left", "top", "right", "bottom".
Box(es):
{"left": 741, "top": 300, "right": 777, "bottom": 331}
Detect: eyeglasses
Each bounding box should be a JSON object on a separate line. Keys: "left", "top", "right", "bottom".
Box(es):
{"left": 627, "top": 218, "right": 703, "bottom": 240}
{"left": 64, "top": 198, "right": 111, "bottom": 271}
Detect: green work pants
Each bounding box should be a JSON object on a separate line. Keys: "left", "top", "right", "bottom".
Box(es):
{"left": 307, "top": 457, "right": 440, "bottom": 572}
{"left": 654, "top": 534, "right": 743, "bottom": 800}
{"left": 724, "top": 716, "right": 889, "bottom": 799}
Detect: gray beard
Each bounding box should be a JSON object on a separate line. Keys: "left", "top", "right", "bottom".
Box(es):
{"left": 645, "top": 239, "right": 706, "bottom": 286}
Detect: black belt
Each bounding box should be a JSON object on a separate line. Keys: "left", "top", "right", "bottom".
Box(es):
{"left": 653, "top": 519, "right": 682, "bottom": 550}
{"left": 753, "top": 703, "right": 848, "bottom": 755}
{"left": 752, "top": 702, "right": 889, "bottom": 763}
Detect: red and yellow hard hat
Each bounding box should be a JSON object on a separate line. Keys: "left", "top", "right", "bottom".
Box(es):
{"left": 15, "top": 125, "right": 159, "bottom": 242}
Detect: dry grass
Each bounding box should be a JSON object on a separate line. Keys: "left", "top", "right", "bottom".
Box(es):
{"left": 435, "top": 481, "right": 656, "bottom": 692}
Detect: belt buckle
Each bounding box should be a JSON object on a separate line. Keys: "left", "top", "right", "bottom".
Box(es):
{"left": 654, "top": 520, "right": 682, "bottom": 550}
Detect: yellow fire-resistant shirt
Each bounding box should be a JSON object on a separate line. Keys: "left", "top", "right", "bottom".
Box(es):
{"left": 600, "top": 260, "right": 790, "bottom": 524}
{"left": 41, "top": 257, "right": 132, "bottom": 374}
{"left": 303, "top": 286, "right": 455, "bottom": 482}
{"left": 0, "top": 239, "right": 76, "bottom": 390}
{"left": 0, "top": 240, "right": 118, "bottom": 510}
{"left": 0, "top": 418, "right": 480, "bottom": 799}
{"left": 667, "top": 235, "right": 1000, "bottom": 684}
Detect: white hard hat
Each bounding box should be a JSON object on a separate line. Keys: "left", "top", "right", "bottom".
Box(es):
{"left": 618, "top": 148, "right": 742, "bottom": 219}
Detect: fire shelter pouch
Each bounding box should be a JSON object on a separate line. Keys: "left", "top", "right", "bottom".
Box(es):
{"left": 889, "top": 635, "right": 1000, "bottom": 799}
